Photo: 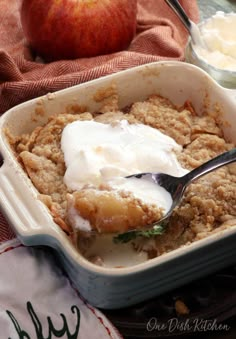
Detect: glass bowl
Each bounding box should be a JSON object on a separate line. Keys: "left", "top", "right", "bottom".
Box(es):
{"left": 185, "top": 13, "right": 236, "bottom": 89}
{"left": 185, "top": 41, "right": 236, "bottom": 89}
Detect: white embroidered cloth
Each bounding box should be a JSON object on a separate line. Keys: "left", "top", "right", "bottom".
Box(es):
{"left": 0, "top": 239, "right": 122, "bottom": 339}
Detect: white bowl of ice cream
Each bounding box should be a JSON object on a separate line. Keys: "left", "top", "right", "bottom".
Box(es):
{"left": 185, "top": 11, "right": 236, "bottom": 89}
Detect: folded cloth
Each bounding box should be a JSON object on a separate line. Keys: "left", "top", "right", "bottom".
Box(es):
{"left": 0, "top": 211, "right": 15, "bottom": 243}
{"left": 0, "top": 239, "right": 122, "bottom": 338}
{"left": 0, "top": 0, "right": 199, "bottom": 115}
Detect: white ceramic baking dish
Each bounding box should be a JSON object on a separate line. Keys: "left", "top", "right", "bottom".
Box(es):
{"left": 0, "top": 61, "right": 236, "bottom": 309}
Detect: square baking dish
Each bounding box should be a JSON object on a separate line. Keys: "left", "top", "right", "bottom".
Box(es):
{"left": 0, "top": 61, "right": 236, "bottom": 309}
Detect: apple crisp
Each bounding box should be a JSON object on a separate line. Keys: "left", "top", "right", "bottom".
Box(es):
{"left": 8, "top": 93, "right": 236, "bottom": 261}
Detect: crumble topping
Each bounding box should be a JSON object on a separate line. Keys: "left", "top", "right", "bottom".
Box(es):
{"left": 8, "top": 93, "right": 236, "bottom": 261}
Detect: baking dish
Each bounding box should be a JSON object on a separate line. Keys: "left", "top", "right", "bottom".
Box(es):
{"left": 0, "top": 61, "right": 236, "bottom": 309}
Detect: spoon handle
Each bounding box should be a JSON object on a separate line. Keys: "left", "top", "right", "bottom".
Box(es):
{"left": 183, "top": 148, "right": 236, "bottom": 184}
{"left": 164, "top": 0, "right": 191, "bottom": 32}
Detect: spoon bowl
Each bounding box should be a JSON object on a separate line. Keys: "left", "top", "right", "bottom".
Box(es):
{"left": 127, "top": 148, "right": 236, "bottom": 230}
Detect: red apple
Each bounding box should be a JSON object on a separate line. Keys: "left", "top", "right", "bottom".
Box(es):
{"left": 20, "top": 0, "right": 137, "bottom": 61}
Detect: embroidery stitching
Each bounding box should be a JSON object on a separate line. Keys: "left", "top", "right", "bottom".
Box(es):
{"left": 6, "top": 302, "right": 80, "bottom": 339}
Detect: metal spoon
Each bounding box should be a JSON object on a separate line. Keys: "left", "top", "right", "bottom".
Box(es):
{"left": 127, "top": 148, "right": 236, "bottom": 229}
{"left": 164, "top": 0, "right": 207, "bottom": 48}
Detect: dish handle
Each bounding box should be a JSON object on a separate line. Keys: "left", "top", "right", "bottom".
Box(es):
{"left": 0, "top": 159, "right": 58, "bottom": 246}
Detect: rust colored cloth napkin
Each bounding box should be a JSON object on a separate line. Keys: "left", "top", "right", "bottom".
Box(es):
{"left": 0, "top": 0, "right": 199, "bottom": 116}
{"left": 0, "top": 0, "right": 199, "bottom": 243}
